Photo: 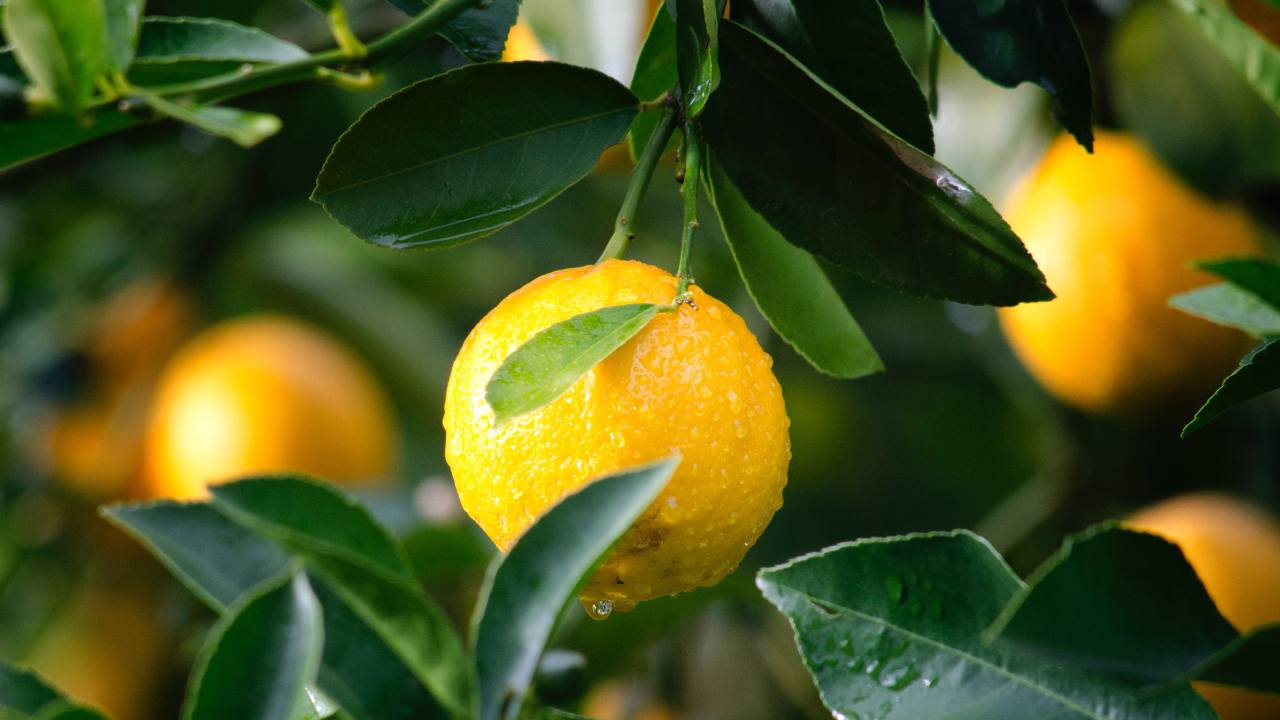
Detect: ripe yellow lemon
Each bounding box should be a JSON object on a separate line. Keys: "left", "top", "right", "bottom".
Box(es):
{"left": 1128, "top": 494, "right": 1280, "bottom": 719}
{"left": 143, "top": 315, "right": 397, "bottom": 500}
{"left": 444, "top": 260, "right": 790, "bottom": 613}
{"left": 998, "top": 132, "right": 1258, "bottom": 414}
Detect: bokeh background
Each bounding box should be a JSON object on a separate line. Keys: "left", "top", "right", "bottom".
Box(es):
{"left": 1, "top": 0, "right": 1278, "bottom": 718}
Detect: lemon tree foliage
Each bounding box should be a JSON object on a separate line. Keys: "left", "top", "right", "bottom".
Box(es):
{"left": 0, "top": 665, "right": 109, "bottom": 720}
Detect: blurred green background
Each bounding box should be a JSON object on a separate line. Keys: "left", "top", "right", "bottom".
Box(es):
{"left": 1, "top": 0, "right": 1279, "bottom": 718}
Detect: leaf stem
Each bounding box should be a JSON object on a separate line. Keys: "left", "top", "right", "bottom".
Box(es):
{"left": 328, "top": 3, "right": 369, "bottom": 60}
{"left": 598, "top": 105, "right": 678, "bottom": 263}
{"left": 675, "top": 119, "right": 702, "bottom": 300}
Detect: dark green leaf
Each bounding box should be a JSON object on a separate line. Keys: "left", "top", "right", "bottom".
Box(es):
{"left": 31, "top": 704, "right": 109, "bottom": 720}
{"left": 987, "top": 525, "right": 1280, "bottom": 693}
{"left": 1183, "top": 337, "right": 1280, "bottom": 435}
{"left": 312, "top": 62, "right": 638, "bottom": 248}
{"left": 103, "top": 0, "right": 144, "bottom": 72}
{"left": 143, "top": 94, "right": 281, "bottom": 147}
{"left": 103, "top": 501, "right": 291, "bottom": 612}
{"left": 758, "top": 531, "right": 1217, "bottom": 719}
{"left": 0, "top": 109, "right": 142, "bottom": 171}
{"left": 928, "top": 0, "right": 1093, "bottom": 150}
{"left": 706, "top": 159, "right": 881, "bottom": 379}
{"left": 1109, "top": 1, "right": 1280, "bottom": 196}
{"left": 183, "top": 573, "right": 324, "bottom": 720}
{"left": 1169, "top": 283, "right": 1280, "bottom": 337}
{"left": 0, "top": 664, "right": 61, "bottom": 715}
{"left": 1197, "top": 628, "right": 1280, "bottom": 690}
{"left": 473, "top": 457, "right": 679, "bottom": 720}
{"left": 486, "top": 303, "right": 660, "bottom": 425}
{"left": 704, "top": 23, "right": 1050, "bottom": 306}
{"left": 1168, "top": 0, "right": 1280, "bottom": 117}
{"left": 135, "top": 17, "right": 308, "bottom": 64}
{"left": 385, "top": 0, "right": 518, "bottom": 62}
{"left": 209, "top": 476, "right": 413, "bottom": 581}
{"left": 732, "top": 0, "right": 933, "bottom": 153}
{"left": 1, "top": 0, "right": 107, "bottom": 114}
{"left": 672, "top": 0, "right": 719, "bottom": 117}
{"left": 0, "top": 46, "right": 24, "bottom": 82}
{"left": 627, "top": 4, "right": 677, "bottom": 162}
{"left": 1197, "top": 256, "right": 1280, "bottom": 311}
{"left": 533, "top": 711, "right": 596, "bottom": 720}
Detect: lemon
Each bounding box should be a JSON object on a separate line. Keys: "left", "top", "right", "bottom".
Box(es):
{"left": 444, "top": 259, "right": 790, "bottom": 613}
{"left": 582, "top": 679, "right": 676, "bottom": 720}
{"left": 998, "top": 132, "right": 1258, "bottom": 413}
{"left": 142, "top": 315, "right": 397, "bottom": 499}
{"left": 1129, "top": 493, "right": 1280, "bottom": 719}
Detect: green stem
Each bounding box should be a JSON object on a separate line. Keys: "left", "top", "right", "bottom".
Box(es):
{"left": 923, "top": 2, "right": 941, "bottom": 117}
{"left": 328, "top": 3, "right": 369, "bottom": 59}
{"left": 675, "top": 120, "right": 703, "bottom": 300}
{"left": 598, "top": 106, "right": 678, "bottom": 263}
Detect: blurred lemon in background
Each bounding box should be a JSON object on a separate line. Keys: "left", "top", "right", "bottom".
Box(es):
{"left": 142, "top": 315, "right": 397, "bottom": 499}
{"left": 502, "top": 21, "right": 551, "bottom": 62}
{"left": 444, "top": 260, "right": 790, "bottom": 613}
{"left": 582, "top": 679, "right": 676, "bottom": 720}
{"left": 1129, "top": 493, "right": 1280, "bottom": 719}
{"left": 998, "top": 132, "right": 1259, "bottom": 414}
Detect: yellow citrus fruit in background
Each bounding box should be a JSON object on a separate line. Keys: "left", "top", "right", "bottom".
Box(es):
{"left": 583, "top": 680, "right": 677, "bottom": 720}
{"left": 143, "top": 315, "right": 397, "bottom": 500}
{"left": 1128, "top": 494, "right": 1280, "bottom": 719}
{"left": 501, "top": 21, "right": 550, "bottom": 62}
{"left": 998, "top": 132, "right": 1258, "bottom": 414}
{"left": 444, "top": 259, "right": 790, "bottom": 613}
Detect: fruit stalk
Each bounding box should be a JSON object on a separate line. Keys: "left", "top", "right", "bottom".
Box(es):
{"left": 599, "top": 104, "right": 678, "bottom": 263}
{"left": 675, "top": 119, "right": 703, "bottom": 300}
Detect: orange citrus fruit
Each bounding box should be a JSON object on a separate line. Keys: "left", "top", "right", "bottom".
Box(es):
{"left": 1129, "top": 493, "right": 1280, "bottom": 719}
{"left": 583, "top": 679, "right": 677, "bottom": 720}
{"left": 142, "top": 315, "right": 397, "bottom": 499}
{"left": 444, "top": 259, "right": 790, "bottom": 613}
{"left": 998, "top": 132, "right": 1258, "bottom": 413}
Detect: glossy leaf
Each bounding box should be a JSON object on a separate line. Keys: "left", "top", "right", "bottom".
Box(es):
{"left": 706, "top": 159, "right": 881, "bottom": 379}
{"left": 0, "top": 109, "right": 142, "bottom": 171}
{"left": 313, "top": 62, "right": 638, "bottom": 248}
{"left": 760, "top": 531, "right": 1217, "bottom": 719}
{"left": 732, "top": 0, "right": 933, "bottom": 153}
{"left": 704, "top": 23, "right": 1050, "bottom": 306}
{"left": 209, "top": 476, "right": 413, "bottom": 581}
{"left": 1168, "top": 0, "right": 1280, "bottom": 117}
{"left": 143, "top": 94, "right": 281, "bottom": 147}
{"left": 1109, "top": 1, "right": 1280, "bottom": 196}
{"left": 1198, "top": 257, "right": 1280, "bottom": 311}
{"left": 928, "top": 0, "right": 1093, "bottom": 150}
{"left": 1, "top": 0, "right": 107, "bottom": 114}
{"left": 0, "top": 664, "right": 61, "bottom": 715}
{"left": 988, "top": 525, "right": 1280, "bottom": 692}
{"left": 486, "top": 303, "right": 660, "bottom": 425}
{"left": 385, "top": 0, "right": 518, "bottom": 62}
{"left": 129, "top": 16, "right": 307, "bottom": 86}
{"left": 103, "top": 0, "right": 144, "bottom": 71}
{"left": 672, "top": 0, "right": 719, "bottom": 116}
{"left": 103, "top": 501, "right": 291, "bottom": 612}
{"left": 473, "top": 457, "right": 679, "bottom": 720}
{"left": 628, "top": 5, "right": 678, "bottom": 161}
{"left": 183, "top": 573, "right": 324, "bottom": 720}
{"left": 1170, "top": 283, "right": 1280, "bottom": 337}
{"left": 1183, "top": 337, "right": 1280, "bottom": 435}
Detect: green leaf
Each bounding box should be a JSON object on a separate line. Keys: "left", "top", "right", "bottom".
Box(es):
{"left": 128, "top": 16, "right": 307, "bottom": 87}
{"left": 1109, "top": 1, "right": 1280, "bottom": 197}
{"left": 473, "top": 457, "right": 679, "bottom": 720}
{"left": 0, "top": 664, "right": 61, "bottom": 715}
{"left": 758, "top": 531, "right": 1217, "bottom": 720}
{"left": 1168, "top": 0, "right": 1280, "bottom": 118}
{"left": 672, "top": 0, "right": 719, "bottom": 117}
{"left": 1170, "top": 283, "right": 1280, "bottom": 337}
{"left": 143, "top": 94, "right": 281, "bottom": 147}
{"left": 102, "top": 501, "right": 291, "bottom": 613}
{"left": 627, "top": 4, "right": 678, "bottom": 162}
{"left": 0, "top": 109, "right": 142, "bottom": 171}
{"left": 928, "top": 0, "right": 1093, "bottom": 150}
{"left": 1, "top": 0, "right": 107, "bottom": 115}
{"left": 1183, "top": 337, "right": 1280, "bottom": 435}
{"left": 533, "top": 711, "right": 596, "bottom": 720}
{"left": 103, "top": 0, "right": 144, "bottom": 72}
{"left": 312, "top": 62, "right": 638, "bottom": 248}
{"left": 209, "top": 477, "right": 472, "bottom": 719}
{"left": 704, "top": 22, "right": 1051, "bottom": 306}
{"left": 705, "top": 159, "right": 881, "bottom": 379}
{"left": 1197, "top": 256, "right": 1280, "bottom": 311}
{"left": 183, "top": 572, "right": 324, "bottom": 720}
{"left": 485, "top": 303, "right": 660, "bottom": 425}
{"left": 30, "top": 704, "right": 109, "bottom": 720}
{"left": 987, "top": 525, "right": 1280, "bottom": 693}
{"left": 731, "top": 0, "right": 933, "bottom": 153}
{"left": 209, "top": 476, "right": 414, "bottom": 581}
{"left": 384, "top": 0, "right": 518, "bottom": 62}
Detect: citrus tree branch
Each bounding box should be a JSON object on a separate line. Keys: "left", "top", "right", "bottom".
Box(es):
{"left": 599, "top": 104, "right": 678, "bottom": 263}
{"left": 675, "top": 119, "right": 703, "bottom": 300}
